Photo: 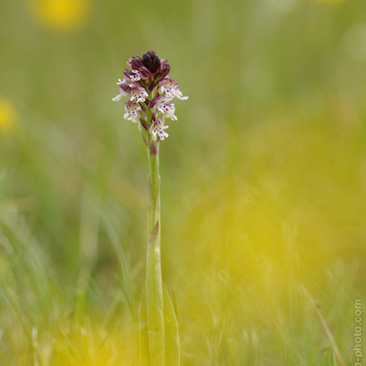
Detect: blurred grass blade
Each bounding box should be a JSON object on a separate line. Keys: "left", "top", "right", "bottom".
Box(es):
{"left": 163, "top": 284, "right": 180, "bottom": 366}
{"left": 100, "top": 213, "right": 136, "bottom": 321}
{"left": 139, "top": 289, "right": 150, "bottom": 366}
{"left": 145, "top": 220, "right": 165, "bottom": 366}
{"left": 301, "top": 285, "right": 345, "bottom": 366}
{"left": 73, "top": 188, "right": 100, "bottom": 324}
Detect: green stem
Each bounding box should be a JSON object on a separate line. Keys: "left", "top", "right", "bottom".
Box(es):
{"left": 146, "top": 140, "right": 165, "bottom": 366}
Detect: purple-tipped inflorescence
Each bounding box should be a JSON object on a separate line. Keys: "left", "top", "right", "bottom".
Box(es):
{"left": 113, "top": 50, "right": 188, "bottom": 141}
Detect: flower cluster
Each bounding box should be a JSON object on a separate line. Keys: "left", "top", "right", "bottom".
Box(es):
{"left": 113, "top": 50, "right": 188, "bottom": 142}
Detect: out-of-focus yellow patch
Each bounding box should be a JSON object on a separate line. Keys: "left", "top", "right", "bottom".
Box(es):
{"left": 0, "top": 98, "right": 17, "bottom": 134}
{"left": 15, "top": 321, "right": 137, "bottom": 366}
{"left": 52, "top": 322, "right": 136, "bottom": 366}
{"left": 30, "top": 0, "right": 91, "bottom": 32}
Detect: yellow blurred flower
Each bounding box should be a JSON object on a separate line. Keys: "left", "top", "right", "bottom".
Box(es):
{"left": 0, "top": 98, "right": 17, "bottom": 134}
{"left": 30, "top": 0, "right": 91, "bottom": 32}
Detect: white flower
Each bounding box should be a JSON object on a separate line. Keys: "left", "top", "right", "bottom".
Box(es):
{"left": 159, "top": 78, "right": 189, "bottom": 101}
{"left": 150, "top": 118, "right": 169, "bottom": 141}
{"left": 130, "top": 86, "right": 148, "bottom": 103}
{"left": 158, "top": 102, "right": 177, "bottom": 121}
{"left": 130, "top": 70, "right": 141, "bottom": 81}
{"left": 152, "top": 97, "right": 178, "bottom": 121}
{"left": 123, "top": 101, "right": 141, "bottom": 123}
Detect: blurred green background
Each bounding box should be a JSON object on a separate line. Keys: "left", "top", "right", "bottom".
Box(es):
{"left": 1, "top": 0, "right": 366, "bottom": 364}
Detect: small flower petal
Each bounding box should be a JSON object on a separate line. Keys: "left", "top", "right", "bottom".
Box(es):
{"left": 112, "top": 94, "right": 123, "bottom": 102}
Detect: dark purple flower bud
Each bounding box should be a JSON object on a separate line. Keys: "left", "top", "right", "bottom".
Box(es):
{"left": 149, "top": 59, "right": 171, "bottom": 88}
{"left": 139, "top": 66, "right": 152, "bottom": 80}
{"left": 142, "top": 53, "right": 152, "bottom": 69}
{"left": 146, "top": 50, "right": 157, "bottom": 58}
{"left": 119, "top": 83, "right": 131, "bottom": 94}
{"left": 151, "top": 55, "right": 161, "bottom": 73}
{"left": 130, "top": 56, "right": 143, "bottom": 70}
{"left": 150, "top": 94, "right": 163, "bottom": 109}
{"left": 142, "top": 50, "right": 161, "bottom": 73}
{"left": 113, "top": 80, "right": 132, "bottom": 101}
{"left": 159, "top": 60, "right": 171, "bottom": 80}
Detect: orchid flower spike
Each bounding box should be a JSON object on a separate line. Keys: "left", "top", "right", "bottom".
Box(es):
{"left": 113, "top": 50, "right": 188, "bottom": 142}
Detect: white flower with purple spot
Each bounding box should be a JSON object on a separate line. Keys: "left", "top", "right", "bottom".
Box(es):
{"left": 124, "top": 101, "right": 141, "bottom": 123}
{"left": 157, "top": 101, "right": 177, "bottom": 121}
{"left": 159, "top": 78, "right": 189, "bottom": 101}
{"left": 130, "top": 86, "right": 148, "bottom": 103}
{"left": 151, "top": 95, "right": 177, "bottom": 120}
{"left": 150, "top": 118, "right": 169, "bottom": 141}
{"left": 124, "top": 69, "right": 142, "bottom": 83}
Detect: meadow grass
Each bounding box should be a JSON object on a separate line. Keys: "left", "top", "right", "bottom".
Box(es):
{"left": 1, "top": 0, "right": 366, "bottom": 364}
